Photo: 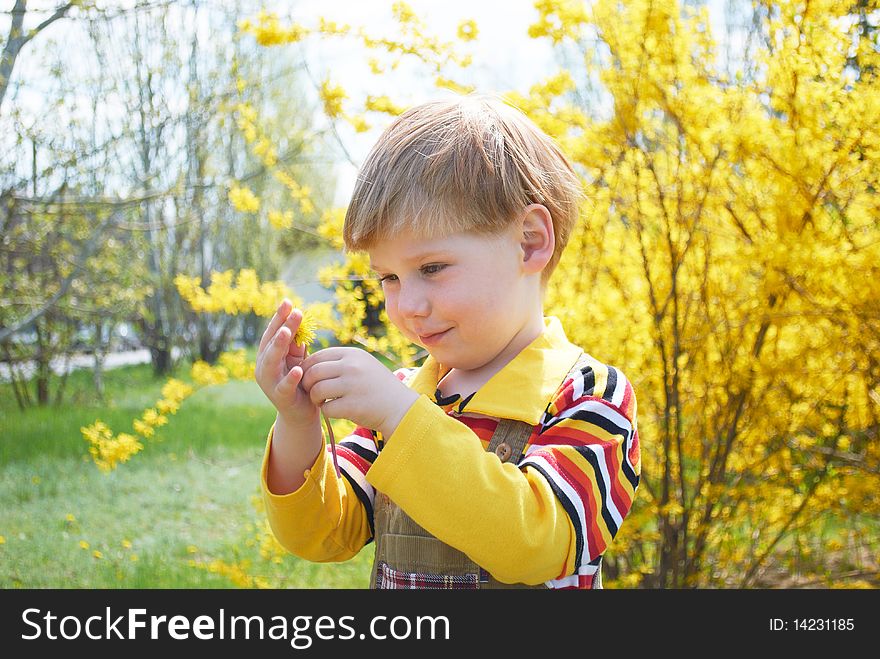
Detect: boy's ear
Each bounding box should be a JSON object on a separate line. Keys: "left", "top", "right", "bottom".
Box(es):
{"left": 519, "top": 204, "right": 555, "bottom": 275}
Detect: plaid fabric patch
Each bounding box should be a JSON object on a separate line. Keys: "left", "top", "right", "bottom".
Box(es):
{"left": 375, "top": 561, "right": 481, "bottom": 589}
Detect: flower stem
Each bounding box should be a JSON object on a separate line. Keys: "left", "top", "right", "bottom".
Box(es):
{"left": 322, "top": 410, "right": 340, "bottom": 477}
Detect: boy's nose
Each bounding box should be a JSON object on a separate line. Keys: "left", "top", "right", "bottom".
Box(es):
{"left": 396, "top": 282, "right": 430, "bottom": 319}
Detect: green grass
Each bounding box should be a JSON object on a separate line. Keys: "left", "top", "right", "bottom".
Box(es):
{"left": 0, "top": 360, "right": 374, "bottom": 588}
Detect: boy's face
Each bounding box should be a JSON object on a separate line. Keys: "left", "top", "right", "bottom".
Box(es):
{"left": 368, "top": 226, "right": 535, "bottom": 372}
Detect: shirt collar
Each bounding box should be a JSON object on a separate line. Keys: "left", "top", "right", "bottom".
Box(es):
{"left": 407, "top": 316, "right": 583, "bottom": 425}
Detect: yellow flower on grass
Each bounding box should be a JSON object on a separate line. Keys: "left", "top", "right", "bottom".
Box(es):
{"left": 142, "top": 408, "right": 168, "bottom": 428}
{"left": 92, "top": 550, "right": 103, "bottom": 559}
{"left": 219, "top": 350, "right": 254, "bottom": 380}
{"left": 0, "top": 536, "right": 5, "bottom": 545}
{"left": 79, "top": 540, "right": 89, "bottom": 550}
{"left": 187, "top": 545, "right": 198, "bottom": 554}
{"left": 161, "top": 379, "right": 193, "bottom": 402}
{"left": 122, "top": 539, "right": 132, "bottom": 549}
{"left": 132, "top": 420, "right": 155, "bottom": 438}
{"left": 155, "top": 398, "right": 180, "bottom": 415}
{"left": 65, "top": 513, "right": 76, "bottom": 523}
{"left": 192, "top": 361, "right": 229, "bottom": 386}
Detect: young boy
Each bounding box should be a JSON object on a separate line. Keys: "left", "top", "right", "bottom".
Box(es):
{"left": 255, "top": 94, "right": 641, "bottom": 589}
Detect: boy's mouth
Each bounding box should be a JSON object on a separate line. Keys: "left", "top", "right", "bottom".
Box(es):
{"left": 418, "top": 328, "right": 451, "bottom": 346}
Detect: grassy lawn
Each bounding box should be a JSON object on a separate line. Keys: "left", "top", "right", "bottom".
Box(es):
{"left": 0, "top": 361, "right": 374, "bottom": 589}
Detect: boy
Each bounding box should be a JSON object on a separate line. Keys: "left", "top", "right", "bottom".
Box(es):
{"left": 255, "top": 94, "right": 641, "bottom": 589}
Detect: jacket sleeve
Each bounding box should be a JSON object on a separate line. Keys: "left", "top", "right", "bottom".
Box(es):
{"left": 260, "top": 368, "right": 416, "bottom": 562}
{"left": 260, "top": 424, "right": 378, "bottom": 562}
{"left": 366, "top": 363, "right": 641, "bottom": 587}
{"left": 520, "top": 362, "right": 641, "bottom": 587}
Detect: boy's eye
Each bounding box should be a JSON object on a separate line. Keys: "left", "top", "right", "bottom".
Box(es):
{"left": 420, "top": 263, "right": 446, "bottom": 276}
{"left": 378, "top": 274, "right": 398, "bottom": 284}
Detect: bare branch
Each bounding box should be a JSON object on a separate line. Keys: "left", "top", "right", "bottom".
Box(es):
{"left": 0, "top": 0, "right": 76, "bottom": 111}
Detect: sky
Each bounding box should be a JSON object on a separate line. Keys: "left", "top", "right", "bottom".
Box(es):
{"left": 282, "top": 0, "right": 738, "bottom": 204}
{"left": 289, "top": 0, "right": 561, "bottom": 204}
{"left": 1, "top": 0, "right": 739, "bottom": 206}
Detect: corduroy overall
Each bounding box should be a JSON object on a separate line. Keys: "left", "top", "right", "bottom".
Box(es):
{"left": 369, "top": 417, "right": 602, "bottom": 589}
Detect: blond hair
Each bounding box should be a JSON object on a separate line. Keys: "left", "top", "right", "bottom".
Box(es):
{"left": 343, "top": 94, "right": 583, "bottom": 281}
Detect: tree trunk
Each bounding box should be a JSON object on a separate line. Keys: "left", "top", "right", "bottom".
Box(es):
{"left": 92, "top": 321, "right": 106, "bottom": 400}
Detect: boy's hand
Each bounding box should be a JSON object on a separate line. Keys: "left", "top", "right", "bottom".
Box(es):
{"left": 300, "top": 347, "right": 419, "bottom": 438}
{"left": 254, "top": 299, "right": 320, "bottom": 428}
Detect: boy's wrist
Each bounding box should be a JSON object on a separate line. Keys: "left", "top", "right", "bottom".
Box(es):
{"left": 377, "top": 388, "right": 420, "bottom": 439}
{"left": 274, "top": 409, "right": 320, "bottom": 436}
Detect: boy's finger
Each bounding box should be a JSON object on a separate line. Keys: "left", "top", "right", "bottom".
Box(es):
{"left": 285, "top": 343, "right": 308, "bottom": 370}
{"left": 280, "top": 307, "right": 303, "bottom": 335}
{"left": 299, "top": 358, "right": 343, "bottom": 393}
{"left": 308, "top": 377, "right": 342, "bottom": 408}
{"left": 265, "top": 326, "right": 292, "bottom": 364}
{"left": 275, "top": 364, "right": 304, "bottom": 398}
{"left": 258, "top": 299, "right": 293, "bottom": 354}
{"left": 300, "top": 347, "right": 346, "bottom": 371}
{"left": 280, "top": 309, "right": 310, "bottom": 357}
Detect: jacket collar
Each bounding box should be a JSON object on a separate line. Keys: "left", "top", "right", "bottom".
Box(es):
{"left": 407, "top": 316, "right": 583, "bottom": 425}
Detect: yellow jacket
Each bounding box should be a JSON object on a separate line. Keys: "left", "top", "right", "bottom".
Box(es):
{"left": 261, "top": 317, "right": 641, "bottom": 587}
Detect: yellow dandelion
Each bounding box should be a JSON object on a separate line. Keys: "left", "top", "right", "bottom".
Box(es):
{"left": 122, "top": 539, "right": 132, "bottom": 549}
{"left": 187, "top": 545, "right": 198, "bottom": 554}
{"left": 294, "top": 309, "right": 320, "bottom": 347}
{"left": 0, "top": 535, "right": 5, "bottom": 545}
{"left": 130, "top": 554, "right": 139, "bottom": 562}
{"left": 92, "top": 550, "right": 103, "bottom": 559}
{"left": 65, "top": 513, "right": 76, "bottom": 523}
{"left": 79, "top": 540, "right": 90, "bottom": 550}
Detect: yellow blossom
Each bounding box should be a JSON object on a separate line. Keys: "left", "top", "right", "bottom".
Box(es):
{"left": 364, "top": 95, "right": 406, "bottom": 116}
{"left": 267, "top": 209, "right": 293, "bottom": 229}
{"left": 228, "top": 184, "right": 260, "bottom": 213}
{"left": 347, "top": 114, "right": 371, "bottom": 132}
{"left": 141, "top": 408, "right": 167, "bottom": 428}
{"left": 191, "top": 361, "right": 229, "bottom": 386}
{"left": 240, "top": 10, "right": 309, "bottom": 46}
{"left": 319, "top": 79, "right": 347, "bottom": 118}
{"left": 457, "top": 19, "right": 478, "bottom": 41}
{"left": 132, "top": 420, "right": 155, "bottom": 438}
{"left": 293, "top": 309, "right": 320, "bottom": 347}
{"left": 434, "top": 76, "right": 475, "bottom": 95}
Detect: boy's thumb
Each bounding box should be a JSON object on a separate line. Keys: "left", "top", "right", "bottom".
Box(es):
{"left": 277, "top": 365, "right": 304, "bottom": 396}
